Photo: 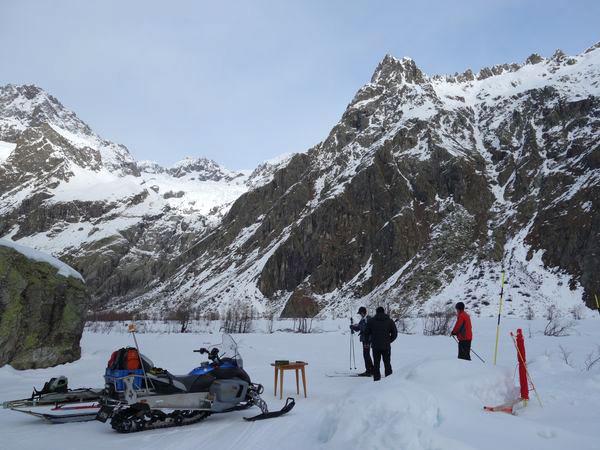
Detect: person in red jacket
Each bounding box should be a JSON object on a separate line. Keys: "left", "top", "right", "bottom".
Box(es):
{"left": 451, "top": 302, "right": 472, "bottom": 360}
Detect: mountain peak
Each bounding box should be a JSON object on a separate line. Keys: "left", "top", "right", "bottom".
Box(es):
{"left": 168, "top": 156, "right": 242, "bottom": 182}
{"left": 0, "top": 83, "right": 92, "bottom": 142}
{"left": 371, "top": 54, "right": 425, "bottom": 85}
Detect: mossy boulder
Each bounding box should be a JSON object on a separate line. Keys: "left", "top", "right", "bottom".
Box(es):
{"left": 0, "top": 246, "right": 89, "bottom": 369}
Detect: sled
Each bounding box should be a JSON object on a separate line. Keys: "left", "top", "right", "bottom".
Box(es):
{"left": 7, "top": 401, "right": 102, "bottom": 423}
{"left": 3, "top": 382, "right": 105, "bottom": 424}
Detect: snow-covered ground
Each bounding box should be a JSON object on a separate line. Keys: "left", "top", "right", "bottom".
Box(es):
{"left": 1, "top": 316, "right": 599, "bottom": 450}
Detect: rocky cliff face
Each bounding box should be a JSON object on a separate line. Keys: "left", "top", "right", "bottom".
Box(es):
{"left": 0, "top": 243, "right": 88, "bottom": 369}
{"left": 127, "top": 44, "right": 599, "bottom": 318}
{"left": 1, "top": 43, "right": 599, "bottom": 318}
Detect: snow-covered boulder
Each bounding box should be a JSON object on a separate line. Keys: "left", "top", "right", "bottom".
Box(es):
{"left": 0, "top": 239, "right": 88, "bottom": 369}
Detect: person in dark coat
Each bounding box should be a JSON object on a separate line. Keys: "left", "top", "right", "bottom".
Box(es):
{"left": 364, "top": 306, "right": 398, "bottom": 381}
{"left": 451, "top": 302, "right": 473, "bottom": 360}
{"left": 350, "top": 306, "right": 373, "bottom": 376}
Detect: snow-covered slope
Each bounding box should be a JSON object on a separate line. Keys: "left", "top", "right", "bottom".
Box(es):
{"left": 126, "top": 43, "right": 599, "bottom": 317}
{"left": 0, "top": 85, "right": 287, "bottom": 306}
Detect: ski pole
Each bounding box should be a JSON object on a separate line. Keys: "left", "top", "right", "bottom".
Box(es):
{"left": 493, "top": 271, "right": 506, "bottom": 365}
{"left": 452, "top": 335, "right": 485, "bottom": 363}
{"left": 128, "top": 323, "right": 154, "bottom": 391}
{"left": 349, "top": 317, "right": 353, "bottom": 370}
{"left": 349, "top": 317, "right": 357, "bottom": 370}
{"left": 352, "top": 334, "right": 356, "bottom": 369}
{"left": 470, "top": 347, "right": 486, "bottom": 363}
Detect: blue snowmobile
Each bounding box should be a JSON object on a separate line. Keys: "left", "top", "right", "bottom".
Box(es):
{"left": 96, "top": 334, "right": 295, "bottom": 432}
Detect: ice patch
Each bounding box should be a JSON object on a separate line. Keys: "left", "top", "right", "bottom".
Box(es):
{"left": 0, "top": 140, "right": 16, "bottom": 163}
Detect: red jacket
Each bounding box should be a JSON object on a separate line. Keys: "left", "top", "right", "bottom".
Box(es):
{"left": 451, "top": 311, "right": 472, "bottom": 341}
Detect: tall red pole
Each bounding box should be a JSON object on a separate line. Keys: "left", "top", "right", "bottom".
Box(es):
{"left": 515, "top": 329, "right": 528, "bottom": 401}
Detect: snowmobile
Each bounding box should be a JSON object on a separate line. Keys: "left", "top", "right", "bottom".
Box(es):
{"left": 2, "top": 376, "right": 105, "bottom": 423}
{"left": 96, "top": 334, "right": 295, "bottom": 433}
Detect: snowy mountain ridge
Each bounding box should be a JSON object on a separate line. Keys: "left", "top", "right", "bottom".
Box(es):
{"left": 120, "top": 42, "right": 599, "bottom": 318}
{"left": 1, "top": 42, "right": 599, "bottom": 317}
{"left": 0, "top": 84, "right": 289, "bottom": 305}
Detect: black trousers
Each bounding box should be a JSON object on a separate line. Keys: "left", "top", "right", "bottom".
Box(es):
{"left": 372, "top": 348, "right": 392, "bottom": 381}
{"left": 362, "top": 344, "right": 373, "bottom": 373}
{"left": 458, "top": 340, "right": 471, "bottom": 360}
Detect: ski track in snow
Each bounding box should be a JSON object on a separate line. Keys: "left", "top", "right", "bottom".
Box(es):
{"left": 1, "top": 317, "right": 599, "bottom": 450}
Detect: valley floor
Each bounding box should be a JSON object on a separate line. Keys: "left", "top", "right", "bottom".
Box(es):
{"left": 1, "top": 317, "right": 599, "bottom": 450}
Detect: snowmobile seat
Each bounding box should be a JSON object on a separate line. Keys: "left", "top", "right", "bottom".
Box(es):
{"left": 171, "top": 374, "right": 216, "bottom": 393}
{"left": 212, "top": 366, "right": 251, "bottom": 384}
{"left": 151, "top": 371, "right": 216, "bottom": 393}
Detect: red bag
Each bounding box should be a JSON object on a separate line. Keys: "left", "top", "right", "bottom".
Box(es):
{"left": 125, "top": 349, "right": 141, "bottom": 370}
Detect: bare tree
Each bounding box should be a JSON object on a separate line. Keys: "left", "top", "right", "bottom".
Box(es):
{"left": 265, "top": 308, "right": 276, "bottom": 334}
{"left": 422, "top": 308, "right": 454, "bottom": 336}
{"left": 295, "top": 317, "right": 313, "bottom": 333}
{"left": 166, "top": 307, "right": 192, "bottom": 333}
{"left": 221, "top": 302, "right": 254, "bottom": 334}
{"left": 390, "top": 302, "right": 415, "bottom": 335}
{"left": 543, "top": 305, "right": 574, "bottom": 337}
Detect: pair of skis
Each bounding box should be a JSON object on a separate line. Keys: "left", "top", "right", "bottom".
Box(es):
{"left": 325, "top": 371, "right": 367, "bottom": 378}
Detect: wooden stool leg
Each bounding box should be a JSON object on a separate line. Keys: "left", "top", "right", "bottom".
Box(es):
{"left": 295, "top": 368, "right": 300, "bottom": 395}
{"left": 279, "top": 367, "right": 284, "bottom": 400}
{"left": 274, "top": 367, "right": 278, "bottom": 397}
{"left": 301, "top": 366, "right": 307, "bottom": 398}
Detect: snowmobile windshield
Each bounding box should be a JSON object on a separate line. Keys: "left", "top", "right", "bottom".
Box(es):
{"left": 221, "top": 334, "right": 243, "bottom": 368}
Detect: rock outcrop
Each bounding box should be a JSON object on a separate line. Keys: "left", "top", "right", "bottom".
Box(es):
{"left": 0, "top": 244, "right": 89, "bottom": 369}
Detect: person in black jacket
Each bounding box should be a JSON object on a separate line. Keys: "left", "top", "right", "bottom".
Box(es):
{"left": 364, "top": 307, "right": 398, "bottom": 381}
{"left": 349, "top": 306, "right": 373, "bottom": 376}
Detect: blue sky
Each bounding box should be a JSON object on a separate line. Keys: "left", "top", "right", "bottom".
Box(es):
{"left": 1, "top": 1, "right": 598, "bottom": 169}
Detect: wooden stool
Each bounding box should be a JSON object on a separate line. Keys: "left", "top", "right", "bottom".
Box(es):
{"left": 271, "top": 362, "right": 308, "bottom": 399}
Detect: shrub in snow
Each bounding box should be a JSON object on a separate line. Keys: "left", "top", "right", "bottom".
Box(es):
{"left": 584, "top": 346, "right": 600, "bottom": 371}
{"left": 422, "top": 308, "right": 454, "bottom": 336}
{"left": 543, "top": 305, "right": 574, "bottom": 337}
{"left": 569, "top": 304, "right": 585, "bottom": 320}
{"left": 557, "top": 345, "right": 574, "bottom": 367}
{"left": 525, "top": 304, "right": 535, "bottom": 320}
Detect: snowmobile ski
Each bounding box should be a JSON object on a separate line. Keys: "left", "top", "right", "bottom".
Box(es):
{"left": 243, "top": 397, "right": 295, "bottom": 421}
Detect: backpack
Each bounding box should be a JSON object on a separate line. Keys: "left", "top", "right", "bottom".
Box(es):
{"left": 107, "top": 347, "right": 142, "bottom": 370}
